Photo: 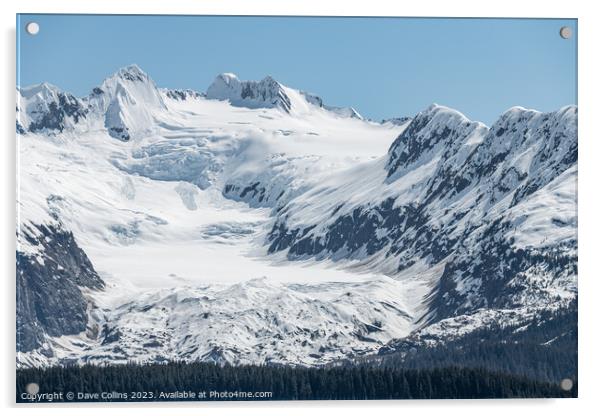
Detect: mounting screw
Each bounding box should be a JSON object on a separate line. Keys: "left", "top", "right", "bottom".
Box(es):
{"left": 559, "top": 26, "right": 572, "bottom": 39}
{"left": 25, "top": 22, "right": 40, "bottom": 35}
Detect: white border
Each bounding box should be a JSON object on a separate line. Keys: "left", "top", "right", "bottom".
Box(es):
{"left": 2, "top": 1, "right": 600, "bottom": 415}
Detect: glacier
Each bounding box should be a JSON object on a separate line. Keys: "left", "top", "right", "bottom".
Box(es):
{"left": 16, "top": 65, "right": 576, "bottom": 369}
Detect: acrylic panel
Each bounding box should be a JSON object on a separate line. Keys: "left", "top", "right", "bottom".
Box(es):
{"left": 16, "top": 14, "right": 577, "bottom": 402}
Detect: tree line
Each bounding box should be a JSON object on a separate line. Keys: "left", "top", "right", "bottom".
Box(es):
{"left": 17, "top": 362, "right": 575, "bottom": 402}
{"left": 352, "top": 300, "right": 577, "bottom": 384}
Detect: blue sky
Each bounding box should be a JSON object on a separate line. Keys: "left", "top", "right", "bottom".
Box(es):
{"left": 17, "top": 14, "right": 576, "bottom": 125}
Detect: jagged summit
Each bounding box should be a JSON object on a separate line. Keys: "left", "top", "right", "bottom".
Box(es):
{"left": 17, "top": 82, "right": 87, "bottom": 134}
{"left": 386, "top": 103, "right": 485, "bottom": 178}
{"left": 113, "top": 64, "right": 150, "bottom": 83}
{"left": 206, "top": 72, "right": 293, "bottom": 113}
{"left": 19, "top": 82, "right": 61, "bottom": 99}
{"left": 161, "top": 88, "right": 205, "bottom": 101}
{"left": 488, "top": 104, "right": 576, "bottom": 142}
{"left": 16, "top": 67, "right": 374, "bottom": 138}
{"left": 381, "top": 116, "right": 412, "bottom": 126}
{"left": 87, "top": 64, "right": 166, "bottom": 141}
{"left": 94, "top": 64, "right": 162, "bottom": 98}
{"left": 206, "top": 72, "right": 366, "bottom": 119}
{"left": 421, "top": 103, "right": 471, "bottom": 121}
{"left": 16, "top": 65, "right": 166, "bottom": 140}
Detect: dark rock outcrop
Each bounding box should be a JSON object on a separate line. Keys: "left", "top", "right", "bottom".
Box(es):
{"left": 17, "top": 224, "right": 104, "bottom": 352}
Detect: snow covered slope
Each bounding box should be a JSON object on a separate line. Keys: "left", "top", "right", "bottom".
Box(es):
{"left": 16, "top": 65, "right": 577, "bottom": 369}
{"left": 266, "top": 103, "right": 577, "bottom": 344}
{"left": 16, "top": 65, "right": 412, "bottom": 367}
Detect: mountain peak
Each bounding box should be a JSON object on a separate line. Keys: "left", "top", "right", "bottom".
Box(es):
{"left": 206, "top": 73, "right": 292, "bottom": 113}
{"left": 381, "top": 116, "right": 412, "bottom": 126}
{"left": 17, "top": 82, "right": 87, "bottom": 134}
{"left": 113, "top": 64, "right": 150, "bottom": 83}
{"left": 215, "top": 72, "right": 240, "bottom": 85}
{"left": 89, "top": 64, "right": 165, "bottom": 141}
{"left": 420, "top": 103, "right": 469, "bottom": 122}
{"left": 206, "top": 73, "right": 367, "bottom": 119}
{"left": 19, "top": 82, "right": 62, "bottom": 100}
{"left": 495, "top": 105, "right": 577, "bottom": 125}
{"left": 386, "top": 104, "right": 483, "bottom": 178}
{"left": 261, "top": 75, "right": 278, "bottom": 84}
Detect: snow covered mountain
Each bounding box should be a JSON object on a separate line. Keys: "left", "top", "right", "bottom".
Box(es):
{"left": 17, "top": 64, "right": 166, "bottom": 141}
{"left": 381, "top": 116, "right": 412, "bottom": 126}
{"left": 16, "top": 65, "right": 577, "bottom": 369}
{"left": 205, "top": 72, "right": 365, "bottom": 119}
{"left": 17, "top": 83, "right": 88, "bottom": 134}
{"left": 87, "top": 64, "right": 167, "bottom": 141}
{"left": 266, "top": 103, "right": 576, "bottom": 342}
{"left": 206, "top": 73, "right": 294, "bottom": 113}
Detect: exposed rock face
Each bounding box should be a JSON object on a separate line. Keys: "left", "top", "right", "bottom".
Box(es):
{"left": 265, "top": 104, "right": 577, "bottom": 325}
{"left": 15, "top": 66, "right": 367, "bottom": 139}
{"left": 16, "top": 65, "right": 166, "bottom": 141}
{"left": 16, "top": 120, "right": 26, "bottom": 134}
{"left": 17, "top": 223, "right": 104, "bottom": 352}
{"left": 381, "top": 116, "right": 412, "bottom": 126}
{"left": 17, "top": 84, "right": 88, "bottom": 134}
{"left": 386, "top": 104, "right": 485, "bottom": 180}
{"left": 300, "top": 91, "right": 324, "bottom": 107}
{"left": 301, "top": 91, "right": 364, "bottom": 119}
{"left": 206, "top": 73, "right": 365, "bottom": 119}
{"left": 207, "top": 73, "right": 292, "bottom": 112}
{"left": 162, "top": 88, "right": 205, "bottom": 101}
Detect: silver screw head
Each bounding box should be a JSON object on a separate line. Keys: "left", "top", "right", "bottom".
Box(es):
{"left": 25, "top": 22, "right": 40, "bottom": 35}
